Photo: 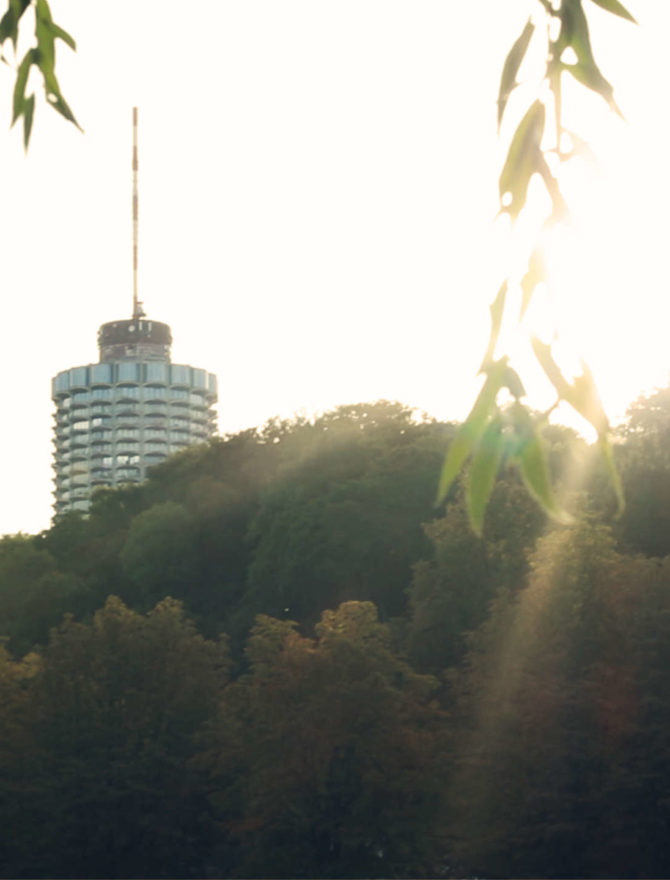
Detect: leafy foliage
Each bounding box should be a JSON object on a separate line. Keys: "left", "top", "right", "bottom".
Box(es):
{"left": 0, "top": 390, "right": 668, "bottom": 875}
{"left": 1, "top": 0, "right": 79, "bottom": 148}
{"left": 5, "top": 597, "right": 229, "bottom": 878}
{"left": 447, "top": 521, "right": 670, "bottom": 878}
{"left": 198, "top": 602, "right": 447, "bottom": 878}
{"left": 439, "top": 0, "right": 633, "bottom": 527}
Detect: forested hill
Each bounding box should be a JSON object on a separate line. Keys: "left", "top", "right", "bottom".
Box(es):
{"left": 2, "top": 394, "right": 670, "bottom": 878}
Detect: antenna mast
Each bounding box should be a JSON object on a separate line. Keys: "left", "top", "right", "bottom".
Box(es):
{"left": 132, "top": 106, "right": 144, "bottom": 320}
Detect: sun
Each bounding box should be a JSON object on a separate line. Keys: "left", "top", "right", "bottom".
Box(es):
{"left": 536, "top": 134, "right": 669, "bottom": 430}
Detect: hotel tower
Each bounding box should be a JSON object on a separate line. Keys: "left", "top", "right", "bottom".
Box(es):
{"left": 51, "top": 109, "right": 218, "bottom": 515}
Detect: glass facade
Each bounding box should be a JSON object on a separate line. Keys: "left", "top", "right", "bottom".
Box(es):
{"left": 52, "top": 319, "right": 218, "bottom": 516}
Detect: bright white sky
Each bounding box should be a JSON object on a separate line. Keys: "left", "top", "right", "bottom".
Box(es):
{"left": 0, "top": 0, "right": 668, "bottom": 536}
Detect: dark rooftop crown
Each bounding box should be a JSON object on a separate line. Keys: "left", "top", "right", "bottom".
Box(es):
{"left": 98, "top": 319, "right": 172, "bottom": 363}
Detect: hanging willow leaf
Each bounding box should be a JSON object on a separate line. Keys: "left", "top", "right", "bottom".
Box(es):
{"left": 11, "top": 48, "right": 33, "bottom": 124}
{"left": 497, "top": 18, "right": 535, "bottom": 130}
{"left": 518, "top": 431, "right": 572, "bottom": 523}
{"left": 36, "top": 24, "right": 55, "bottom": 79}
{"left": 33, "top": 0, "right": 81, "bottom": 132}
{"left": 0, "top": 0, "right": 30, "bottom": 47}
{"left": 531, "top": 338, "right": 608, "bottom": 437}
{"left": 47, "top": 91, "right": 79, "bottom": 126}
{"left": 437, "top": 359, "right": 508, "bottom": 504}
{"left": 479, "top": 281, "right": 508, "bottom": 371}
{"left": 453, "top": 0, "right": 633, "bottom": 531}
{"left": 560, "top": 129, "right": 597, "bottom": 163}
{"left": 22, "top": 91, "right": 34, "bottom": 150}
{"left": 559, "top": 0, "right": 622, "bottom": 114}
{"left": 520, "top": 248, "right": 547, "bottom": 321}
{"left": 467, "top": 416, "right": 505, "bottom": 535}
{"left": 588, "top": 0, "right": 636, "bottom": 24}
{"left": 0, "top": 10, "right": 14, "bottom": 44}
{"left": 537, "top": 160, "right": 570, "bottom": 222}
{"left": 498, "top": 101, "right": 546, "bottom": 219}
{"left": 565, "top": 60, "right": 621, "bottom": 116}
{"left": 502, "top": 364, "right": 526, "bottom": 400}
{"left": 499, "top": 99, "right": 546, "bottom": 220}
{"left": 45, "top": 20, "right": 76, "bottom": 51}
{"left": 568, "top": 362, "right": 609, "bottom": 435}
{"left": 531, "top": 337, "right": 572, "bottom": 399}
{"left": 2, "top": 0, "right": 79, "bottom": 147}
{"left": 512, "top": 405, "right": 573, "bottom": 523}
{"left": 36, "top": 0, "right": 52, "bottom": 20}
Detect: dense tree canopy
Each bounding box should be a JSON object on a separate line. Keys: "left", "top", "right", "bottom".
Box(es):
{"left": 1, "top": 2, "right": 660, "bottom": 875}
{"left": 0, "top": 390, "right": 667, "bottom": 876}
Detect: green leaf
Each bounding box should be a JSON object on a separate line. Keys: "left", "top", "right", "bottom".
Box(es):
{"left": 22, "top": 92, "right": 34, "bottom": 150}
{"left": 502, "top": 365, "right": 525, "bottom": 400}
{"left": 537, "top": 159, "right": 570, "bottom": 223}
{"left": 10, "top": 0, "right": 31, "bottom": 16}
{"left": 41, "top": 61, "right": 60, "bottom": 97}
{"left": 559, "top": 0, "right": 622, "bottom": 115}
{"left": 560, "top": 129, "right": 597, "bottom": 163}
{"left": 499, "top": 99, "right": 545, "bottom": 220}
{"left": 497, "top": 18, "right": 535, "bottom": 130}
{"left": 0, "top": 10, "right": 16, "bottom": 45}
{"left": 558, "top": 0, "right": 590, "bottom": 54}
{"left": 35, "top": 19, "right": 55, "bottom": 78}
{"left": 12, "top": 49, "right": 33, "bottom": 124}
{"left": 568, "top": 361, "right": 609, "bottom": 435}
{"left": 467, "top": 417, "right": 505, "bottom": 534}
{"left": 48, "top": 91, "right": 80, "bottom": 128}
{"left": 2, "top": 0, "right": 30, "bottom": 49}
{"left": 531, "top": 337, "right": 572, "bottom": 399}
{"left": 520, "top": 248, "right": 546, "bottom": 320}
{"left": 564, "top": 59, "right": 621, "bottom": 116}
{"left": 588, "top": 0, "right": 637, "bottom": 24}
{"left": 35, "top": 0, "right": 53, "bottom": 23}
{"left": 518, "top": 431, "right": 572, "bottom": 523}
{"left": 531, "top": 338, "right": 609, "bottom": 437}
{"left": 513, "top": 405, "right": 572, "bottom": 523}
{"left": 46, "top": 20, "right": 76, "bottom": 51}
{"left": 479, "top": 281, "right": 508, "bottom": 371}
{"left": 437, "top": 358, "right": 508, "bottom": 504}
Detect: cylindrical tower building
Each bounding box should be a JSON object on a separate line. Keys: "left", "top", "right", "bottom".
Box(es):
{"left": 51, "top": 316, "right": 217, "bottom": 515}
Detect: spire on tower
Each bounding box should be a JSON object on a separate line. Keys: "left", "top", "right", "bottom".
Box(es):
{"left": 132, "top": 106, "right": 145, "bottom": 320}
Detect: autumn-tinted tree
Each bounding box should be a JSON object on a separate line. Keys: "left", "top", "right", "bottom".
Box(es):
{"left": 447, "top": 519, "right": 670, "bottom": 878}
{"left": 12, "top": 597, "right": 228, "bottom": 879}
{"left": 198, "top": 601, "right": 447, "bottom": 878}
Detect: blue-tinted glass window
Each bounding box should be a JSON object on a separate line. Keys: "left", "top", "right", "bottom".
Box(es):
{"left": 91, "top": 363, "right": 112, "bottom": 385}
{"left": 54, "top": 372, "right": 70, "bottom": 393}
{"left": 70, "top": 367, "right": 88, "bottom": 388}
{"left": 145, "top": 386, "right": 166, "bottom": 400}
{"left": 170, "top": 364, "right": 190, "bottom": 386}
{"left": 115, "top": 385, "right": 140, "bottom": 400}
{"left": 146, "top": 362, "right": 168, "bottom": 383}
{"left": 117, "top": 362, "right": 139, "bottom": 382}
